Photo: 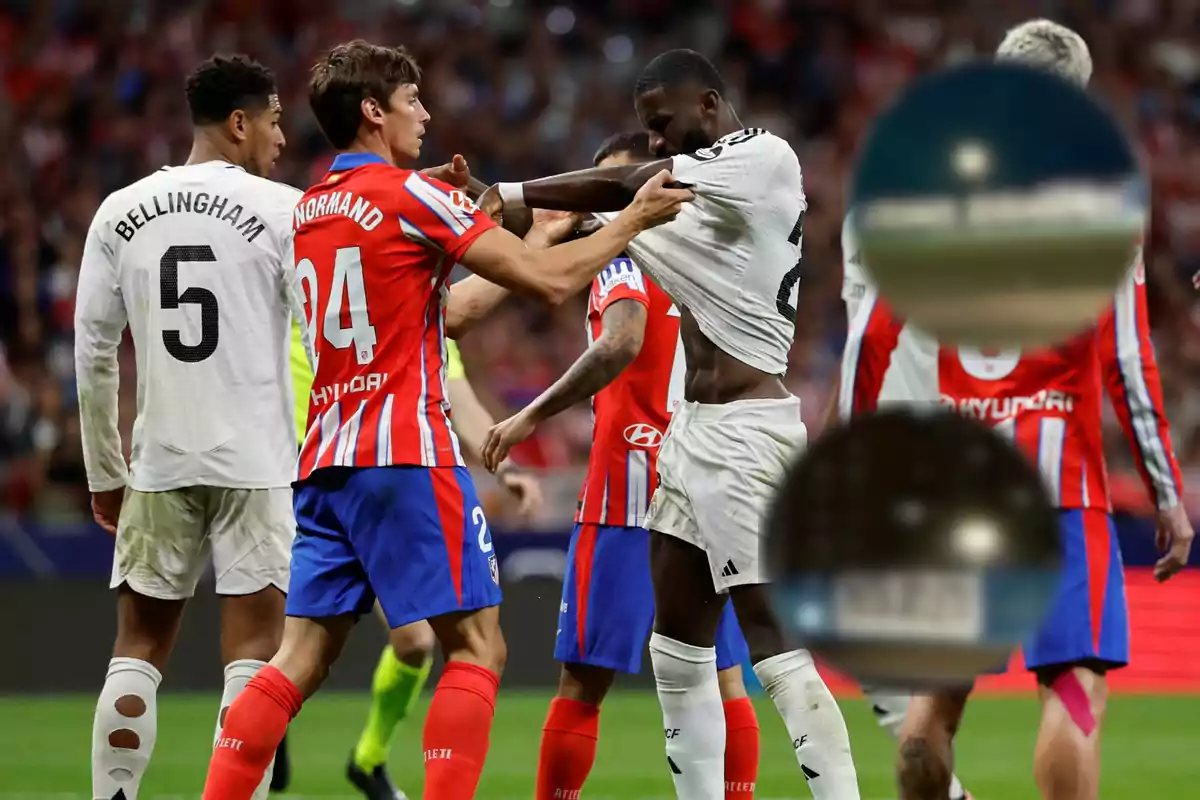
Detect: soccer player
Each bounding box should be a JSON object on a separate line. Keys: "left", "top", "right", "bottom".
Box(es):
{"left": 75, "top": 55, "right": 306, "bottom": 800}
{"left": 840, "top": 20, "right": 1194, "bottom": 800}
{"left": 200, "top": 39, "right": 690, "bottom": 800}
{"left": 342, "top": 246, "right": 566, "bottom": 800}
{"left": 481, "top": 50, "right": 861, "bottom": 799}
{"left": 483, "top": 131, "right": 760, "bottom": 800}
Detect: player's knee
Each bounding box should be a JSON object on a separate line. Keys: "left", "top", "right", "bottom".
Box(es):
{"left": 558, "top": 662, "right": 616, "bottom": 705}
{"left": 1037, "top": 663, "right": 1108, "bottom": 735}
{"left": 389, "top": 620, "right": 436, "bottom": 667}
{"left": 717, "top": 665, "right": 749, "bottom": 701}
{"left": 432, "top": 607, "right": 507, "bottom": 676}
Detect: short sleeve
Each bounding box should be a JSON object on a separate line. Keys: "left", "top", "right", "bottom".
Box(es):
{"left": 840, "top": 213, "right": 871, "bottom": 324}
{"left": 669, "top": 131, "right": 792, "bottom": 206}
{"left": 589, "top": 256, "right": 650, "bottom": 316}
{"left": 398, "top": 172, "right": 497, "bottom": 261}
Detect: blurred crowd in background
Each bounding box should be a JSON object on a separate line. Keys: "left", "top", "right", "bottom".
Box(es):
{"left": 4, "top": 0, "right": 1200, "bottom": 525}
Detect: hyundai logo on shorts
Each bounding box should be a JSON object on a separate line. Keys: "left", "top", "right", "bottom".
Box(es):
{"left": 623, "top": 423, "right": 664, "bottom": 448}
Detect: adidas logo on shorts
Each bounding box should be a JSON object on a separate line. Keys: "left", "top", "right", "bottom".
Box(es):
{"left": 720, "top": 560, "right": 739, "bottom": 578}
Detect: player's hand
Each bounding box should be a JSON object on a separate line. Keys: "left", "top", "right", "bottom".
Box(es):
{"left": 1154, "top": 504, "right": 1194, "bottom": 582}
{"left": 525, "top": 209, "right": 583, "bottom": 249}
{"left": 482, "top": 410, "right": 538, "bottom": 473}
{"left": 422, "top": 154, "right": 471, "bottom": 190}
{"left": 477, "top": 184, "right": 504, "bottom": 221}
{"left": 91, "top": 488, "right": 124, "bottom": 536}
{"left": 626, "top": 169, "right": 694, "bottom": 231}
{"left": 497, "top": 465, "right": 544, "bottom": 518}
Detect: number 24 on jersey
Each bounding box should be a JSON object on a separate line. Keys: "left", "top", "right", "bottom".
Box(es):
{"left": 295, "top": 246, "right": 378, "bottom": 371}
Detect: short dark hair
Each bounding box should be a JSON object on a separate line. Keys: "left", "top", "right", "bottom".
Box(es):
{"left": 634, "top": 49, "right": 725, "bottom": 97}
{"left": 593, "top": 131, "right": 652, "bottom": 166}
{"left": 309, "top": 40, "right": 422, "bottom": 150}
{"left": 185, "top": 54, "right": 277, "bottom": 126}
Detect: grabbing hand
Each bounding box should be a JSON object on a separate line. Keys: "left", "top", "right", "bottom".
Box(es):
{"left": 422, "top": 154, "right": 471, "bottom": 190}
{"left": 1154, "top": 504, "right": 1194, "bottom": 582}
{"left": 482, "top": 410, "right": 538, "bottom": 473}
{"left": 525, "top": 209, "right": 583, "bottom": 248}
{"left": 91, "top": 488, "right": 125, "bottom": 536}
{"left": 477, "top": 184, "right": 504, "bottom": 221}
{"left": 627, "top": 170, "right": 695, "bottom": 231}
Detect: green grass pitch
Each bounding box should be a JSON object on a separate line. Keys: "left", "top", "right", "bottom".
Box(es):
{"left": 1, "top": 692, "right": 1197, "bottom": 798}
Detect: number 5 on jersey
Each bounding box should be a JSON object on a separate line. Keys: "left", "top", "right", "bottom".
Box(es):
{"left": 295, "top": 246, "right": 378, "bottom": 370}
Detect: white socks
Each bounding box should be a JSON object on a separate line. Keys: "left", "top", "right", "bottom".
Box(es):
{"left": 650, "top": 633, "right": 727, "bottom": 800}
{"left": 92, "top": 658, "right": 161, "bottom": 800}
{"left": 754, "top": 649, "right": 861, "bottom": 799}
{"left": 215, "top": 659, "right": 274, "bottom": 800}
{"left": 863, "top": 688, "right": 967, "bottom": 800}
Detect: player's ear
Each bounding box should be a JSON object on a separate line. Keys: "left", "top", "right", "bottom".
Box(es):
{"left": 361, "top": 97, "right": 386, "bottom": 127}
{"left": 228, "top": 109, "right": 248, "bottom": 143}
{"left": 699, "top": 88, "right": 721, "bottom": 117}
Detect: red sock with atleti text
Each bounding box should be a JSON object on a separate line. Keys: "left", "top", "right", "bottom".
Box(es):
{"left": 202, "top": 666, "right": 302, "bottom": 800}
{"left": 535, "top": 697, "right": 601, "bottom": 800}
{"left": 421, "top": 662, "right": 500, "bottom": 800}
{"left": 723, "top": 698, "right": 760, "bottom": 799}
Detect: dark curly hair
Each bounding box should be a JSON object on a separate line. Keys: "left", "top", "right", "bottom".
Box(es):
{"left": 185, "top": 54, "right": 277, "bottom": 126}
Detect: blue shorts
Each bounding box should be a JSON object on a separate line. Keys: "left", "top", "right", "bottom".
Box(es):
{"left": 1023, "top": 509, "right": 1129, "bottom": 671}
{"left": 554, "top": 522, "right": 750, "bottom": 674}
{"left": 286, "top": 466, "right": 502, "bottom": 629}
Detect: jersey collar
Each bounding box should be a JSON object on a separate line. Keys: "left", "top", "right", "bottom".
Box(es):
{"left": 329, "top": 152, "right": 389, "bottom": 171}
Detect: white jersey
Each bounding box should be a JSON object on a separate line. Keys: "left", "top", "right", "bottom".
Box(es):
{"left": 838, "top": 210, "right": 938, "bottom": 420}
{"left": 596, "top": 128, "right": 805, "bottom": 375}
{"left": 75, "top": 161, "right": 306, "bottom": 493}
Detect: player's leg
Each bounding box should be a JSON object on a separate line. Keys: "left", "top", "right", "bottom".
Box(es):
{"left": 895, "top": 687, "right": 972, "bottom": 800}
{"left": 536, "top": 523, "right": 649, "bottom": 799}
{"left": 863, "top": 687, "right": 970, "bottom": 800}
{"left": 685, "top": 399, "right": 857, "bottom": 798}
{"left": 209, "top": 487, "right": 294, "bottom": 800}
{"left": 648, "top": 528, "right": 731, "bottom": 800}
{"left": 203, "top": 471, "right": 374, "bottom": 800}
{"left": 1024, "top": 510, "right": 1127, "bottom": 800}
{"left": 715, "top": 606, "right": 760, "bottom": 800}
{"left": 93, "top": 488, "right": 205, "bottom": 800}
{"left": 357, "top": 465, "right": 506, "bottom": 800}
{"left": 347, "top": 609, "right": 435, "bottom": 800}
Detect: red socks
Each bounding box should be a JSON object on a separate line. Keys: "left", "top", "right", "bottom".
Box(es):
{"left": 535, "top": 697, "right": 601, "bottom": 799}
{"left": 202, "top": 666, "right": 303, "bottom": 800}
{"left": 723, "top": 698, "right": 760, "bottom": 799}
{"left": 422, "top": 661, "right": 500, "bottom": 800}
{"left": 533, "top": 695, "right": 758, "bottom": 800}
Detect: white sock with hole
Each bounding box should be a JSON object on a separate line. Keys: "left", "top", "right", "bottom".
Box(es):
{"left": 215, "top": 659, "right": 275, "bottom": 800}
{"left": 863, "top": 687, "right": 967, "bottom": 799}
{"left": 92, "top": 657, "right": 162, "bottom": 800}
{"left": 754, "top": 649, "right": 861, "bottom": 799}
{"left": 649, "top": 632, "right": 726, "bottom": 800}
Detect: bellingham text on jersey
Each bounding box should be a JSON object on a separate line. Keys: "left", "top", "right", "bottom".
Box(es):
{"left": 292, "top": 189, "right": 383, "bottom": 232}
{"left": 113, "top": 192, "right": 267, "bottom": 243}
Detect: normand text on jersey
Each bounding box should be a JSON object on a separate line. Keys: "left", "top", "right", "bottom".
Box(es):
{"left": 292, "top": 190, "right": 383, "bottom": 232}
{"left": 114, "top": 192, "right": 267, "bottom": 243}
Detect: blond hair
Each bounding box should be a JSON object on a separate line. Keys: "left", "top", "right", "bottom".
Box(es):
{"left": 996, "top": 19, "right": 1092, "bottom": 87}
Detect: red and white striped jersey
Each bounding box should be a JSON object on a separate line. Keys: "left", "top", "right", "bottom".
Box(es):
{"left": 840, "top": 216, "right": 1183, "bottom": 511}
{"left": 292, "top": 152, "right": 497, "bottom": 481}
{"left": 576, "top": 257, "right": 685, "bottom": 528}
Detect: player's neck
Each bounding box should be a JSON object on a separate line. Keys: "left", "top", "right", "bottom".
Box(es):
{"left": 185, "top": 133, "right": 242, "bottom": 170}
{"left": 343, "top": 134, "right": 396, "bottom": 167}
{"left": 712, "top": 107, "right": 745, "bottom": 142}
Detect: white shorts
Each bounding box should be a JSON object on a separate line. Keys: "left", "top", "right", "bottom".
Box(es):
{"left": 111, "top": 486, "right": 295, "bottom": 601}
{"left": 645, "top": 396, "right": 807, "bottom": 591}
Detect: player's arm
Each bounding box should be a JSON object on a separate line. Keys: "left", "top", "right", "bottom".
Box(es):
{"left": 457, "top": 172, "right": 689, "bottom": 305}
{"left": 74, "top": 215, "right": 129, "bottom": 494}
{"left": 483, "top": 133, "right": 787, "bottom": 216}
{"left": 1096, "top": 256, "right": 1185, "bottom": 510}
{"left": 445, "top": 210, "right": 583, "bottom": 338}
{"left": 481, "top": 265, "right": 648, "bottom": 472}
